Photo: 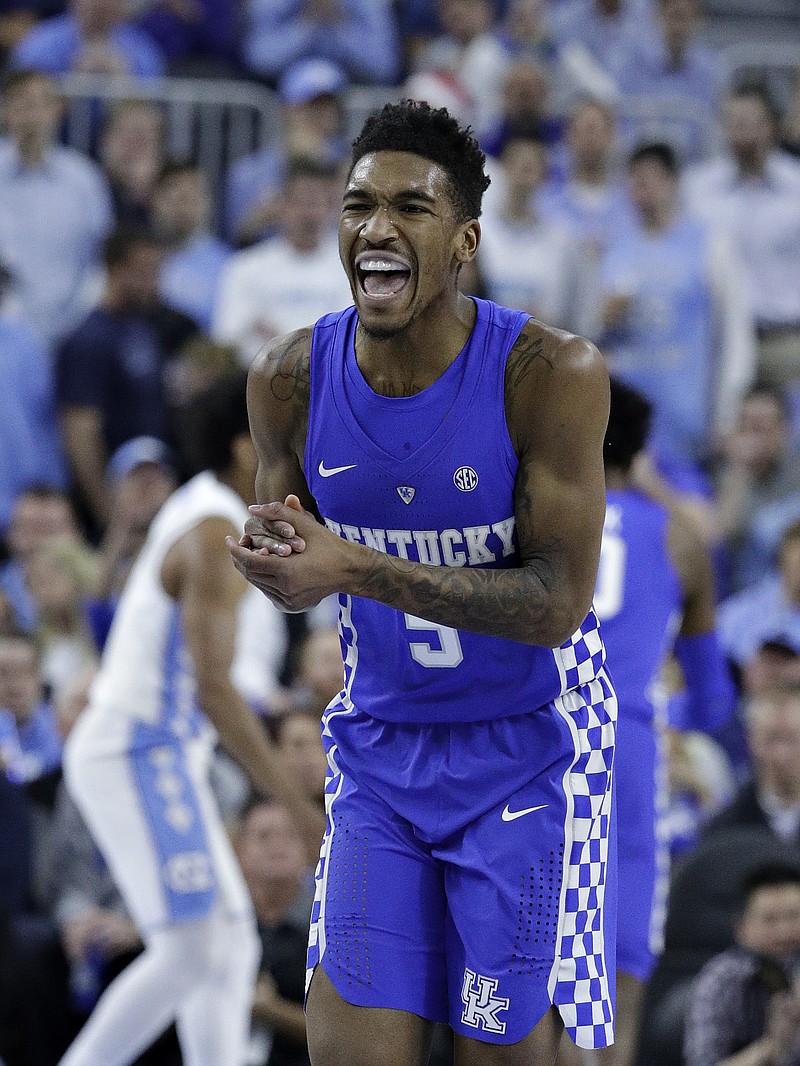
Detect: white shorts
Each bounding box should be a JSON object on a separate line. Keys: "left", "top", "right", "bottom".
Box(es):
{"left": 64, "top": 705, "right": 252, "bottom": 934}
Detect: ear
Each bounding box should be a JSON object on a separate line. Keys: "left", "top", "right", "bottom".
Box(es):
{"left": 454, "top": 219, "right": 481, "bottom": 265}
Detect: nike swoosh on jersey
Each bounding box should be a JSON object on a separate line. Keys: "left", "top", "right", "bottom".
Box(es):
{"left": 501, "top": 803, "right": 548, "bottom": 822}
{"left": 318, "top": 461, "right": 357, "bottom": 477}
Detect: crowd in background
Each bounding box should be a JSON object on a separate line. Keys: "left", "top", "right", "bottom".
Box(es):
{"left": 1, "top": 0, "right": 800, "bottom": 1064}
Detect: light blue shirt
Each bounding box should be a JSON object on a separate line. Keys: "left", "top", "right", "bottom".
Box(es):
{"left": 718, "top": 573, "right": 800, "bottom": 668}
{"left": 550, "top": 0, "right": 654, "bottom": 81}
{"left": 11, "top": 15, "right": 166, "bottom": 77}
{"left": 159, "top": 234, "right": 231, "bottom": 332}
{"left": 0, "top": 315, "right": 68, "bottom": 535}
{"left": 0, "top": 142, "right": 113, "bottom": 348}
{"left": 242, "top": 0, "right": 401, "bottom": 84}
{"left": 0, "top": 703, "right": 63, "bottom": 784}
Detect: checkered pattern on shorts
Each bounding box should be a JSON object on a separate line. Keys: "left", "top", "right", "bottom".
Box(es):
{"left": 550, "top": 618, "right": 617, "bottom": 1049}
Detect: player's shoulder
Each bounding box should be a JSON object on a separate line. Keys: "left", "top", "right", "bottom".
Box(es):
{"left": 250, "top": 327, "right": 313, "bottom": 385}
{"left": 505, "top": 317, "right": 607, "bottom": 406}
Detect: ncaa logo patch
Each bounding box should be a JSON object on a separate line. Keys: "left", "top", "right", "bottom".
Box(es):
{"left": 397, "top": 486, "right": 416, "bottom": 505}
{"left": 454, "top": 466, "right": 479, "bottom": 492}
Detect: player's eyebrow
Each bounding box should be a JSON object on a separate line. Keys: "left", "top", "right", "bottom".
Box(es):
{"left": 343, "top": 184, "right": 439, "bottom": 206}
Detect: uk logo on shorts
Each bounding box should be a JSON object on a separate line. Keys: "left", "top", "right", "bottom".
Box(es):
{"left": 454, "top": 466, "right": 479, "bottom": 492}
{"left": 461, "top": 969, "right": 509, "bottom": 1034}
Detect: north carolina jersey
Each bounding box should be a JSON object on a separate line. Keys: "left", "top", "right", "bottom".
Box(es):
{"left": 596, "top": 489, "right": 682, "bottom": 723}
{"left": 305, "top": 298, "right": 606, "bottom": 724}
{"left": 87, "top": 471, "right": 273, "bottom": 750}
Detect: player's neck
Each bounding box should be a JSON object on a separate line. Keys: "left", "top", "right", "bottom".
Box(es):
{"left": 355, "top": 292, "right": 476, "bottom": 396}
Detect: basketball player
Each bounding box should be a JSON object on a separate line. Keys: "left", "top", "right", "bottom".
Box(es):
{"left": 228, "top": 100, "right": 615, "bottom": 1066}
{"left": 59, "top": 373, "right": 325, "bottom": 1066}
{"left": 593, "top": 379, "right": 735, "bottom": 1066}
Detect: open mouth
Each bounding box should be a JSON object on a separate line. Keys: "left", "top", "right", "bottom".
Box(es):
{"left": 355, "top": 253, "right": 412, "bottom": 302}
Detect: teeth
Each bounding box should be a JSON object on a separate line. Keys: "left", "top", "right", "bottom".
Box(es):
{"left": 360, "top": 259, "right": 407, "bottom": 271}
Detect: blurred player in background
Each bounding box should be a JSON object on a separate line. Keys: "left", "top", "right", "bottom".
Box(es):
{"left": 593, "top": 378, "right": 735, "bottom": 1066}
{"left": 59, "top": 372, "right": 324, "bottom": 1066}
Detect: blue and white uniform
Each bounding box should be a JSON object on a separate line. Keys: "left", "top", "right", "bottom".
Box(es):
{"left": 595, "top": 489, "right": 682, "bottom": 980}
{"left": 64, "top": 472, "right": 277, "bottom": 933}
{"left": 303, "top": 299, "right": 617, "bottom": 1048}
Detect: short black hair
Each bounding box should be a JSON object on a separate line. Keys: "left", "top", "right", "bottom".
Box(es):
{"left": 155, "top": 159, "right": 200, "bottom": 187}
{"left": 102, "top": 224, "right": 161, "bottom": 269}
{"left": 743, "top": 381, "right": 790, "bottom": 419}
{"left": 730, "top": 80, "right": 781, "bottom": 126}
{"left": 2, "top": 68, "right": 55, "bottom": 98}
{"left": 628, "top": 141, "right": 680, "bottom": 177}
{"left": 736, "top": 861, "right": 800, "bottom": 917}
{"left": 349, "top": 99, "right": 491, "bottom": 220}
{"left": 179, "top": 370, "right": 250, "bottom": 475}
{"left": 604, "top": 378, "right": 652, "bottom": 472}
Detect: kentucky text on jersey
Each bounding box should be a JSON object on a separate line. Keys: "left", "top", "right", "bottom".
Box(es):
{"left": 323, "top": 517, "right": 517, "bottom": 567}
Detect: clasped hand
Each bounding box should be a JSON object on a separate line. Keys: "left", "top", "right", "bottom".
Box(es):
{"left": 226, "top": 495, "right": 348, "bottom": 612}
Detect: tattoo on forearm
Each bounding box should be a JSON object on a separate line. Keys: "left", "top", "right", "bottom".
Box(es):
{"left": 357, "top": 540, "right": 567, "bottom": 644}
{"left": 506, "top": 331, "right": 553, "bottom": 392}
{"left": 268, "top": 334, "right": 311, "bottom": 405}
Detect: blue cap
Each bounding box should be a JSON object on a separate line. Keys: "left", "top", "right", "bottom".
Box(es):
{"left": 107, "top": 436, "right": 175, "bottom": 481}
{"left": 278, "top": 58, "right": 348, "bottom": 105}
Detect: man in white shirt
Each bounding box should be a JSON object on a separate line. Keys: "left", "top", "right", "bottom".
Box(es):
{"left": 683, "top": 83, "right": 800, "bottom": 391}
{"left": 212, "top": 157, "right": 352, "bottom": 366}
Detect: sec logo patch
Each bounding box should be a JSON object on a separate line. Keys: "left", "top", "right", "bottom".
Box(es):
{"left": 454, "top": 466, "right": 479, "bottom": 492}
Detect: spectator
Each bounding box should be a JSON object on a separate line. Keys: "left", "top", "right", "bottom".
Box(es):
{"left": 236, "top": 798, "right": 314, "bottom": 1066}
{"left": 135, "top": 0, "right": 237, "bottom": 72}
{"left": 226, "top": 58, "right": 349, "bottom": 247}
{"left": 685, "top": 862, "right": 800, "bottom": 1066}
{"left": 743, "top": 636, "right": 800, "bottom": 702}
{"left": 11, "top": 0, "right": 166, "bottom": 77}
{"left": 470, "top": 134, "right": 581, "bottom": 329}
{"left": 241, "top": 0, "right": 401, "bottom": 87}
{"left": 665, "top": 729, "right": 735, "bottom": 859}
{"left": 0, "top": 69, "right": 113, "bottom": 349}
{"left": 271, "top": 710, "right": 326, "bottom": 810}
{"left": 152, "top": 160, "right": 231, "bottom": 333}
{"left": 292, "top": 625, "right": 343, "bottom": 715}
{"left": 550, "top": 0, "right": 653, "bottom": 100}
{"left": 0, "top": 286, "right": 68, "bottom": 538}
{"left": 0, "top": 487, "right": 83, "bottom": 635}
{"left": 99, "top": 99, "right": 165, "bottom": 228}
{"left": 55, "top": 225, "right": 172, "bottom": 534}
{"left": 684, "top": 83, "right": 800, "bottom": 395}
{"left": 212, "top": 157, "right": 351, "bottom": 366}
{"left": 480, "top": 56, "right": 560, "bottom": 158}
{"left": 617, "top": 0, "right": 722, "bottom": 161}
{"left": 24, "top": 538, "right": 99, "bottom": 703}
{"left": 716, "top": 384, "right": 800, "bottom": 594}
{"left": 85, "top": 435, "right": 178, "bottom": 653}
{"left": 598, "top": 141, "right": 755, "bottom": 466}
{"left": 718, "top": 521, "right": 800, "bottom": 673}
{"left": 539, "top": 97, "right": 633, "bottom": 336}
{"left": 704, "top": 684, "right": 800, "bottom": 848}
{"left": 0, "top": 630, "right": 62, "bottom": 784}
{"left": 412, "top": 0, "right": 506, "bottom": 141}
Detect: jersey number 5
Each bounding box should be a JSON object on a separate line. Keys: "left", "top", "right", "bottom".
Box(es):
{"left": 404, "top": 613, "right": 464, "bottom": 668}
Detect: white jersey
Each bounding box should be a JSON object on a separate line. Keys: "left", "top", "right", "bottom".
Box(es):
{"left": 86, "top": 471, "right": 281, "bottom": 753}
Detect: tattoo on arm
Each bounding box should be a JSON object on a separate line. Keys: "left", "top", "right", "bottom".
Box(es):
{"left": 354, "top": 541, "right": 567, "bottom": 645}
{"left": 506, "top": 331, "right": 553, "bottom": 392}
{"left": 268, "top": 334, "right": 311, "bottom": 405}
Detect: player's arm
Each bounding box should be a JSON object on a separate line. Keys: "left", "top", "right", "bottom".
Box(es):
{"left": 668, "top": 512, "right": 736, "bottom": 733}
{"left": 230, "top": 323, "right": 610, "bottom": 647}
{"left": 165, "top": 516, "right": 325, "bottom": 860}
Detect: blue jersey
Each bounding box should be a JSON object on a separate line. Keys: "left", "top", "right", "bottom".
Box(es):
{"left": 305, "top": 299, "right": 606, "bottom": 724}
{"left": 596, "top": 489, "right": 682, "bottom": 724}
